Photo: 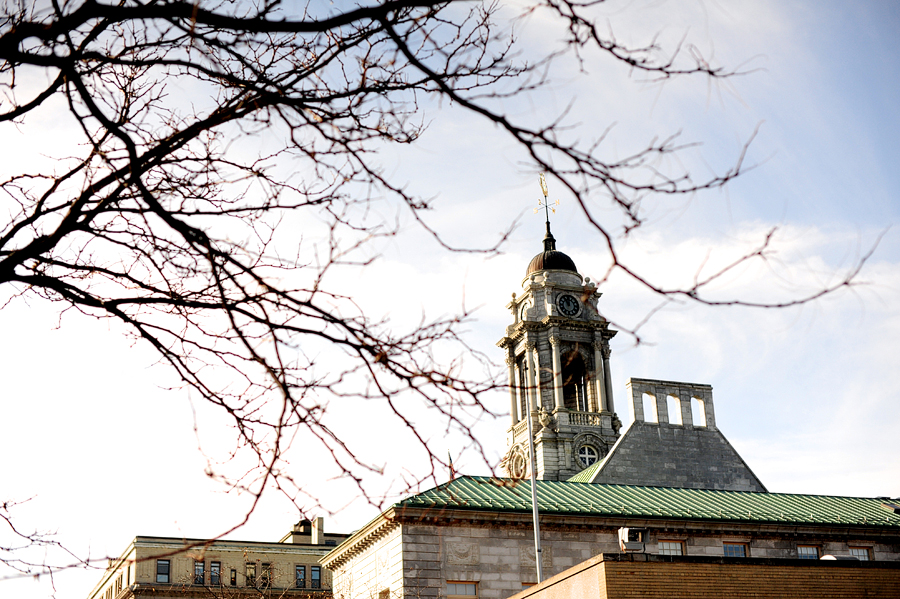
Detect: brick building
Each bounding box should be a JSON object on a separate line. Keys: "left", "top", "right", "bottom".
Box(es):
{"left": 86, "top": 519, "right": 348, "bottom": 599}
{"left": 510, "top": 552, "right": 900, "bottom": 599}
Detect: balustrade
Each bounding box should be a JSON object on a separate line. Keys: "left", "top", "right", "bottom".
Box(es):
{"left": 568, "top": 411, "right": 602, "bottom": 426}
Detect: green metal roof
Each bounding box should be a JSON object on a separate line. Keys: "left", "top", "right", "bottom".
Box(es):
{"left": 567, "top": 458, "right": 606, "bottom": 483}
{"left": 397, "top": 476, "right": 900, "bottom": 528}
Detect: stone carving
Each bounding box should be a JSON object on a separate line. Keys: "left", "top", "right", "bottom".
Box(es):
{"left": 611, "top": 413, "right": 622, "bottom": 434}
{"left": 505, "top": 445, "right": 527, "bottom": 479}
{"left": 538, "top": 407, "right": 556, "bottom": 433}
{"left": 447, "top": 542, "right": 480, "bottom": 565}
{"left": 573, "top": 432, "right": 606, "bottom": 454}
{"left": 519, "top": 545, "right": 553, "bottom": 568}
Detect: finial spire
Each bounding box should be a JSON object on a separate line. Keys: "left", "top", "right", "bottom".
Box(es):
{"left": 543, "top": 220, "right": 556, "bottom": 252}
{"left": 536, "top": 173, "right": 559, "bottom": 251}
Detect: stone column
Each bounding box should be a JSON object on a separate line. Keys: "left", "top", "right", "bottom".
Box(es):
{"left": 602, "top": 345, "right": 615, "bottom": 414}
{"left": 506, "top": 353, "right": 518, "bottom": 427}
{"left": 593, "top": 340, "right": 607, "bottom": 413}
{"left": 549, "top": 334, "right": 564, "bottom": 410}
{"left": 525, "top": 341, "right": 538, "bottom": 415}
{"left": 680, "top": 391, "right": 692, "bottom": 429}
{"left": 702, "top": 388, "right": 717, "bottom": 429}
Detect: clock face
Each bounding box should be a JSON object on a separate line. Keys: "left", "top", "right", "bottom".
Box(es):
{"left": 557, "top": 294, "right": 580, "bottom": 317}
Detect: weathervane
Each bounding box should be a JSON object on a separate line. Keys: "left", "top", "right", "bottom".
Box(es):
{"left": 534, "top": 173, "right": 560, "bottom": 226}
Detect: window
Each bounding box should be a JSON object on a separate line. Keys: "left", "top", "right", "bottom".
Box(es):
{"left": 230, "top": 569, "right": 237, "bottom": 587}
{"left": 311, "top": 565, "right": 321, "bottom": 589}
{"left": 210, "top": 562, "right": 221, "bottom": 586}
{"left": 658, "top": 541, "right": 684, "bottom": 556}
{"left": 562, "top": 352, "right": 588, "bottom": 412}
{"left": 577, "top": 445, "right": 598, "bottom": 467}
{"left": 260, "top": 563, "right": 272, "bottom": 587}
{"left": 723, "top": 543, "right": 747, "bottom": 558}
{"left": 849, "top": 547, "right": 871, "bottom": 561}
{"left": 447, "top": 582, "right": 478, "bottom": 597}
{"left": 691, "top": 397, "right": 706, "bottom": 427}
{"left": 666, "top": 395, "right": 682, "bottom": 425}
{"left": 797, "top": 545, "right": 819, "bottom": 559}
{"left": 245, "top": 563, "right": 256, "bottom": 586}
{"left": 295, "top": 565, "right": 306, "bottom": 588}
{"left": 194, "top": 561, "right": 205, "bottom": 585}
{"left": 156, "top": 560, "right": 170, "bottom": 583}
{"left": 517, "top": 359, "right": 528, "bottom": 422}
{"left": 642, "top": 393, "right": 658, "bottom": 423}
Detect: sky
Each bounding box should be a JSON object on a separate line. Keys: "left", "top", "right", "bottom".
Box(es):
{"left": 1, "top": 1, "right": 900, "bottom": 597}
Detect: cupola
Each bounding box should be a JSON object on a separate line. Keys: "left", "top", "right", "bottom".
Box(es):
{"left": 525, "top": 222, "right": 578, "bottom": 276}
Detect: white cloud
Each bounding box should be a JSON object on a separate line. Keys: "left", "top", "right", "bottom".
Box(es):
{"left": 3, "top": 2, "right": 900, "bottom": 597}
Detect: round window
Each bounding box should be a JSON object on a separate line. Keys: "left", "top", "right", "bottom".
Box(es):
{"left": 577, "top": 445, "right": 598, "bottom": 467}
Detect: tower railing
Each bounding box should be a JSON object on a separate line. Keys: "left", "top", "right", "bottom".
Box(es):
{"left": 567, "top": 411, "right": 602, "bottom": 426}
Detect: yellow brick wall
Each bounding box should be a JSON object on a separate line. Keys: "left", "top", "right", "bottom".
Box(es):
{"left": 602, "top": 560, "right": 900, "bottom": 599}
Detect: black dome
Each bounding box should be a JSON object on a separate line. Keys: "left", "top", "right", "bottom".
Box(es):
{"left": 526, "top": 250, "right": 577, "bottom": 276}
{"left": 525, "top": 223, "right": 578, "bottom": 276}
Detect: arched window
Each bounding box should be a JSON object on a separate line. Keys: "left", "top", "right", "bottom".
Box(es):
{"left": 517, "top": 358, "right": 528, "bottom": 421}
{"left": 561, "top": 351, "right": 588, "bottom": 411}
{"left": 642, "top": 393, "right": 658, "bottom": 423}
{"left": 667, "top": 395, "right": 682, "bottom": 425}
{"left": 691, "top": 397, "right": 707, "bottom": 427}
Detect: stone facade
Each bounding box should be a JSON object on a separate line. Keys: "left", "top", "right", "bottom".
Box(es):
{"left": 495, "top": 235, "right": 764, "bottom": 491}
{"left": 322, "top": 229, "right": 900, "bottom": 599}
{"left": 497, "top": 228, "right": 621, "bottom": 482}
{"left": 587, "top": 378, "right": 767, "bottom": 492}
{"left": 329, "top": 519, "right": 404, "bottom": 599}
{"left": 324, "top": 506, "right": 900, "bottom": 599}
{"left": 323, "top": 229, "right": 900, "bottom": 598}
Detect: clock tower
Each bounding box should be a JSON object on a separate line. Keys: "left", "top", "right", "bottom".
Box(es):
{"left": 498, "top": 222, "right": 621, "bottom": 481}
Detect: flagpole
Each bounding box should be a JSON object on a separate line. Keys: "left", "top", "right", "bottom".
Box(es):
{"left": 523, "top": 173, "right": 555, "bottom": 585}
{"left": 524, "top": 397, "right": 543, "bottom": 583}
{"left": 523, "top": 333, "right": 543, "bottom": 583}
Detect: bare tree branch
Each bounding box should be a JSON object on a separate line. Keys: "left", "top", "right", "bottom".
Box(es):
{"left": 0, "top": 0, "right": 872, "bottom": 583}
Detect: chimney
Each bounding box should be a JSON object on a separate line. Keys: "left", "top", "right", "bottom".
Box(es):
{"left": 312, "top": 517, "right": 325, "bottom": 545}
